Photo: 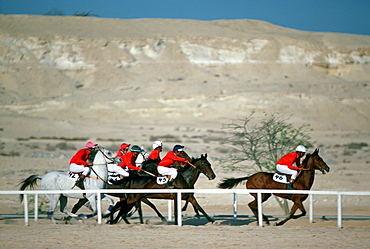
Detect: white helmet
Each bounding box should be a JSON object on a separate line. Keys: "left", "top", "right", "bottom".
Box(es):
{"left": 296, "top": 145, "right": 307, "bottom": 153}
{"left": 153, "top": 141, "right": 163, "bottom": 149}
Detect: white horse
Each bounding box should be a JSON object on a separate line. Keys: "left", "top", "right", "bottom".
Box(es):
{"left": 19, "top": 148, "right": 115, "bottom": 224}
{"left": 135, "top": 149, "right": 149, "bottom": 167}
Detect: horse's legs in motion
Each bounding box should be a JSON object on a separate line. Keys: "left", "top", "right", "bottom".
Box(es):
{"left": 187, "top": 196, "right": 214, "bottom": 223}
{"left": 141, "top": 198, "right": 167, "bottom": 223}
{"left": 59, "top": 195, "right": 80, "bottom": 222}
{"left": 71, "top": 198, "right": 88, "bottom": 214}
{"left": 44, "top": 194, "right": 61, "bottom": 224}
{"left": 182, "top": 200, "right": 201, "bottom": 218}
{"left": 137, "top": 201, "right": 144, "bottom": 224}
{"left": 248, "top": 193, "right": 272, "bottom": 225}
{"left": 275, "top": 200, "right": 306, "bottom": 226}
{"left": 70, "top": 194, "right": 115, "bottom": 218}
{"left": 108, "top": 199, "right": 135, "bottom": 225}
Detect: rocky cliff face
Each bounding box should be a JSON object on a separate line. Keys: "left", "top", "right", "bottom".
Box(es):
{"left": 1, "top": 15, "right": 369, "bottom": 136}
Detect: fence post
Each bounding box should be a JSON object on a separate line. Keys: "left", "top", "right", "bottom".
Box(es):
{"left": 168, "top": 200, "right": 172, "bottom": 221}
{"left": 177, "top": 191, "right": 182, "bottom": 227}
{"left": 337, "top": 193, "right": 342, "bottom": 228}
{"left": 34, "top": 194, "right": 38, "bottom": 222}
{"left": 309, "top": 194, "right": 313, "bottom": 223}
{"left": 233, "top": 193, "right": 237, "bottom": 222}
{"left": 97, "top": 192, "right": 102, "bottom": 225}
{"left": 24, "top": 194, "right": 29, "bottom": 226}
{"left": 257, "top": 192, "right": 263, "bottom": 227}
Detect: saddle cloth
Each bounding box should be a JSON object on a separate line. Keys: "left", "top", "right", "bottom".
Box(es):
{"left": 272, "top": 173, "right": 289, "bottom": 184}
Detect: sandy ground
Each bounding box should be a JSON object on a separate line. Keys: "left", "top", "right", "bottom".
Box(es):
{"left": 1, "top": 134, "right": 370, "bottom": 248}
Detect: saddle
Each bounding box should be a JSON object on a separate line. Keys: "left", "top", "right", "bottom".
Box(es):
{"left": 68, "top": 171, "right": 88, "bottom": 179}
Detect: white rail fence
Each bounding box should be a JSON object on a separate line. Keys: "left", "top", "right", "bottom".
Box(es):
{"left": 1, "top": 189, "right": 369, "bottom": 228}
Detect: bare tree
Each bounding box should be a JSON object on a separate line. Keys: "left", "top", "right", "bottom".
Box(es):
{"left": 220, "top": 111, "right": 312, "bottom": 215}
{"left": 221, "top": 111, "right": 312, "bottom": 173}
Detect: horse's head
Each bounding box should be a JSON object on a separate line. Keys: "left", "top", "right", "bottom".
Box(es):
{"left": 93, "top": 147, "right": 116, "bottom": 168}
{"left": 303, "top": 148, "right": 330, "bottom": 174}
{"left": 192, "top": 154, "right": 216, "bottom": 180}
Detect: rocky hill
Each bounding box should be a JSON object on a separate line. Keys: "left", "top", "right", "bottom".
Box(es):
{"left": 0, "top": 15, "right": 369, "bottom": 146}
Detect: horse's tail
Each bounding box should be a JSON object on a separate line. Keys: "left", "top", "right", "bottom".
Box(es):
{"left": 217, "top": 176, "right": 250, "bottom": 189}
{"left": 18, "top": 175, "right": 42, "bottom": 202}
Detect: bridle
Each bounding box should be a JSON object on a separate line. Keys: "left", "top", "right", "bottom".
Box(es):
{"left": 87, "top": 147, "right": 115, "bottom": 183}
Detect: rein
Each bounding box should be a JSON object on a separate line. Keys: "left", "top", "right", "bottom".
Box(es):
{"left": 296, "top": 156, "right": 315, "bottom": 178}
{"left": 187, "top": 161, "right": 198, "bottom": 169}
{"left": 87, "top": 148, "right": 116, "bottom": 183}
{"left": 89, "top": 166, "right": 108, "bottom": 183}
{"left": 97, "top": 147, "right": 115, "bottom": 164}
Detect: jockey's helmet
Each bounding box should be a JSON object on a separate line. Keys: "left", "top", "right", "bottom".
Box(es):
{"left": 153, "top": 141, "right": 163, "bottom": 149}
{"left": 296, "top": 145, "right": 307, "bottom": 153}
{"left": 86, "top": 141, "right": 97, "bottom": 149}
{"left": 173, "top": 145, "right": 184, "bottom": 152}
{"left": 130, "top": 145, "right": 142, "bottom": 152}
{"left": 120, "top": 143, "right": 130, "bottom": 150}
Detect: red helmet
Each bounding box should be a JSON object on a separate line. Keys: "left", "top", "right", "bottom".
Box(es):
{"left": 120, "top": 143, "right": 130, "bottom": 150}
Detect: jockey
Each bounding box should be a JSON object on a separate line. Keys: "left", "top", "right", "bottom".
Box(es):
{"left": 69, "top": 141, "right": 97, "bottom": 190}
{"left": 157, "top": 144, "right": 189, "bottom": 189}
{"left": 276, "top": 145, "right": 307, "bottom": 190}
{"left": 148, "top": 140, "right": 163, "bottom": 161}
{"left": 118, "top": 145, "right": 142, "bottom": 174}
{"left": 115, "top": 143, "right": 130, "bottom": 158}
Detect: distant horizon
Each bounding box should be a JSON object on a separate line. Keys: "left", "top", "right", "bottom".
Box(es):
{"left": 1, "top": 0, "right": 370, "bottom": 36}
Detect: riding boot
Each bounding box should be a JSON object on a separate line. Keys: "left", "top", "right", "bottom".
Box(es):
{"left": 76, "top": 176, "right": 85, "bottom": 190}
{"left": 287, "top": 181, "right": 294, "bottom": 190}
{"left": 165, "top": 180, "right": 175, "bottom": 189}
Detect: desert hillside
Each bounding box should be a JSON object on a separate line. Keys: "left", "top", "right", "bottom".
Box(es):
{"left": 0, "top": 14, "right": 369, "bottom": 169}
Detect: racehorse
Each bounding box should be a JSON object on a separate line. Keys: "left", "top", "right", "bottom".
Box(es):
{"left": 69, "top": 152, "right": 192, "bottom": 224}
{"left": 218, "top": 149, "right": 330, "bottom": 226}
{"left": 107, "top": 154, "right": 216, "bottom": 225}
{"left": 19, "top": 148, "right": 115, "bottom": 224}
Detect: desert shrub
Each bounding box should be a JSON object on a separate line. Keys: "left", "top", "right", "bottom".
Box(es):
{"left": 220, "top": 111, "right": 312, "bottom": 173}
{"left": 149, "top": 135, "right": 182, "bottom": 143}
{"left": 55, "top": 142, "right": 76, "bottom": 151}
{"left": 345, "top": 142, "right": 368, "bottom": 150}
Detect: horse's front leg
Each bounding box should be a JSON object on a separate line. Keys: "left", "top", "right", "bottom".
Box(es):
{"left": 101, "top": 195, "right": 115, "bottom": 217}
{"left": 106, "top": 200, "right": 123, "bottom": 224}
{"left": 248, "top": 194, "right": 271, "bottom": 225}
{"left": 141, "top": 197, "right": 167, "bottom": 223}
{"left": 83, "top": 194, "right": 98, "bottom": 219}
{"left": 275, "top": 202, "right": 305, "bottom": 226}
{"left": 187, "top": 196, "right": 214, "bottom": 223}
{"left": 291, "top": 200, "right": 306, "bottom": 219}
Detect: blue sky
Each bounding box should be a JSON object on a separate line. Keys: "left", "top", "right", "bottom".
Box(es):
{"left": 1, "top": 0, "right": 370, "bottom": 36}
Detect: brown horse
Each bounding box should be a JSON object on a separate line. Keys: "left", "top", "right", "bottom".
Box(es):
{"left": 218, "top": 149, "right": 330, "bottom": 226}
{"left": 107, "top": 154, "right": 216, "bottom": 225}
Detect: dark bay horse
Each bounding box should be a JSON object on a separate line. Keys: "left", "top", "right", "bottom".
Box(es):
{"left": 70, "top": 152, "right": 193, "bottom": 223}
{"left": 218, "top": 149, "right": 330, "bottom": 226}
{"left": 107, "top": 154, "right": 216, "bottom": 225}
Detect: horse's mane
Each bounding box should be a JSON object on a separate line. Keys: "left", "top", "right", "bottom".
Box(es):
{"left": 176, "top": 157, "right": 197, "bottom": 173}
{"left": 141, "top": 159, "right": 159, "bottom": 173}
{"left": 88, "top": 149, "right": 98, "bottom": 162}
{"left": 302, "top": 153, "right": 312, "bottom": 166}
